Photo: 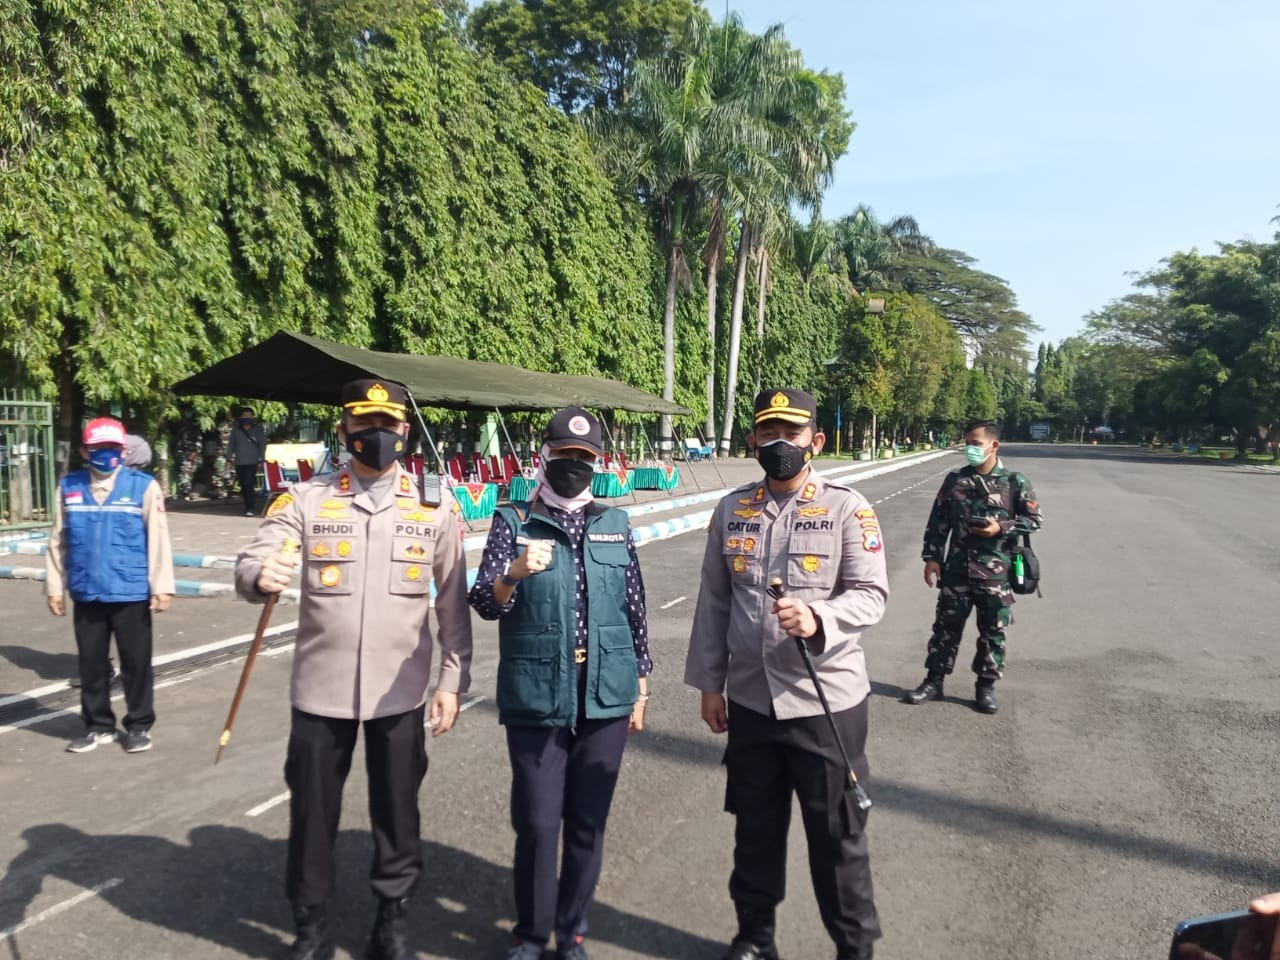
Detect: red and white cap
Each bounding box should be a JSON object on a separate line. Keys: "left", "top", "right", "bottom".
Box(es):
{"left": 83, "top": 417, "right": 127, "bottom": 447}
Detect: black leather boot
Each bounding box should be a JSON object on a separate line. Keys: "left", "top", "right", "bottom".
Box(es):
{"left": 837, "top": 946, "right": 874, "bottom": 960}
{"left": 365, "top": 897, "right": 411, "bottom": 960}
{"left": 974, "top": 681, "right": 999, "bottom": 714}
{"left": 723, "top": 905, "right": 780, "bottom": 960}
{"left": 901, "top": 675, "right": 944, "bottom": 705}
{"left": 286, "top": 904, "right": 334, "bottom": 960}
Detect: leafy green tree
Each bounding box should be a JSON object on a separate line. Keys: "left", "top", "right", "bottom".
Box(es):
{"left": 468, "top": 0, "right": 699, "bottom": 113}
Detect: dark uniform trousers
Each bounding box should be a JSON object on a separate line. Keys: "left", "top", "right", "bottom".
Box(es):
{"left": 506, "top": 699, "right": 630, "bottom": 947}
{"left": 285, "top": 704, "right": 428, "bottom": 907}
{"left": 925, "top": 576, "right": 1011, "bottom": 681}
{"left": 235, "top": 464, "right": 259, "bottom": 513}
{"left": 73, "top": 600, "right": 155, "bottom": 733}
{"left": 725, "top": 698, "right": 880, "bottom": 953}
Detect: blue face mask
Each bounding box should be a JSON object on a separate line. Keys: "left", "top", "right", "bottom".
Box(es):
{"left": 87, "top": 447, "right": 123, "bottom": 473}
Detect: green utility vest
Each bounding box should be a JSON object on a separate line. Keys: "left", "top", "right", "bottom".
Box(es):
{"left": 493, "top": 501, "right": 640, "bottom": 727}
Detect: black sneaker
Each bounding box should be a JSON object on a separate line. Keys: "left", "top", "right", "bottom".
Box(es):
{"left": 67, "top": 731, "right": 117, "bottom": 753}
{"left": 121, "top": 729, "right": 153, "bottom": 753}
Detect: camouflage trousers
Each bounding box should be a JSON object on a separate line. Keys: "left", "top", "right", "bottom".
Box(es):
{"left": 925, "top": 577, "right": 1013, "bottom": 683}
{"left": 176, "top": 448, "right": 199, "bottom": 498}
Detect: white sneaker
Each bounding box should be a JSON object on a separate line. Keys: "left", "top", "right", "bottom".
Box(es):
{"left": 66, "top": 731, "right": 117, "bottom": 753}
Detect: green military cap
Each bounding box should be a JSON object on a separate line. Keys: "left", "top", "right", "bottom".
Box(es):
{"left": 753, "top": 387, "right": 817, "bottom": 426}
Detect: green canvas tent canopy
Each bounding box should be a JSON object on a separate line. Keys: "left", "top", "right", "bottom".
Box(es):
{"left": 172, "top": 331, "right": 690, "bottom": 415}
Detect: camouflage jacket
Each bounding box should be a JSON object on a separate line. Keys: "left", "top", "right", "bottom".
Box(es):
{"left": 921, "top": 461, "right": 1043, "bottom": 584}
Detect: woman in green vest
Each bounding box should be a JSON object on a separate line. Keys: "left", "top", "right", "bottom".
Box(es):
{"left": 469, "top": 406, "right": 651, "bottom": 960}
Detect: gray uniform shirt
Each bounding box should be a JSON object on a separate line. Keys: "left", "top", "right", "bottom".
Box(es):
{"left": 685, "top": 468, "right": 890, "bottom": 719}
{"left": 234, "top": 464, "right": 473, "bottom": 720}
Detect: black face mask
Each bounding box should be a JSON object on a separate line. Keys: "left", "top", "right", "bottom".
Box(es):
{"left": 545, "top": 458, "right": 594, "bottom": 498}
{"left": 756, "top": 438, "right": 813, "bottom": 481}
{"left": 346, "top": 426, "right": 404, "bottom": 471}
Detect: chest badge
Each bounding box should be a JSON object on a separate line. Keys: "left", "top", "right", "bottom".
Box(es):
{"left": 797, "top": 506, "right": 829, "bottom": 518}
{"left": 802, "top": 555, "right": 821, "bottom": 573}
{"left": 405, "top": 565, "right": 422, "bottom": 582}
{"left": 731, "top": 555, "right": 749, "bottom": 574}
{"left": 310, "top": 542, "right": 331, "bottom": 558}
{"left": 319, "top": 565, "right": 341, "bottom": 588}
{"left": 733, "top": 506, "right": 762, "bottom": 520}
{"left": 742, "top": 537, "right": 758, "bottom": 552}
{"left": 336, "top": 541, "right": 352, "bottom": 557}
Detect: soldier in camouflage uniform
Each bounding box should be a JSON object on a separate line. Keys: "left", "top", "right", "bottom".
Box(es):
{"left": 903, "top": 420, "right": 1042, "bottom": 714}
{"left": 208, "top": 412, "right": 235, "bottom": 500}
{"left": 173, "top": 407, "right": 202, "bottom": 500}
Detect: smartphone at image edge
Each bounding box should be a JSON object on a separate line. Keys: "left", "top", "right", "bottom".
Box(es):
{"left": 1171, "top": 909, "right": 1280, "bottom": 960}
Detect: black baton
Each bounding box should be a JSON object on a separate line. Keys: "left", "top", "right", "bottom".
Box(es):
{"left": 768, "top": 577, "right": 872, "bottom": 812}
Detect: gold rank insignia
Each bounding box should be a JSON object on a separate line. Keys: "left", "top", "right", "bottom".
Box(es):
{"left": 320, "top": 565, "right": 341, "bottom": 587}
{"left": 311, "top": 542, "right": 331, "bottom": 558}
{"left": 336, "top": 541, "right": 352, "bottom": 557}
{"left": 743, "top": 537, "right": 757, "bottom": 552}
{"left": 405, "top": 565, "right": 422, "bottom": 581}
{"left": 266, "top": 493, "right": 293, "bottom": 517}
{"left": 797, "top": 506, "right": 830, "bottom": 518}
{"left": 726, "top": 537, "right": 742, "bottom": 550}
{"left": 399, "top": 475, "right": 412, "bottom": 495}
{"left": 802, "top": 555, "right": 821, "bottom": 573}
{"left": 401, "top": 509, "right": 435, "bottom": 523}
{"left": 799, "top": 482, "right": 818, "bottom": 502}
{"left": 396, "top": 498, "right": 416, "bottom": 511}
{"left": 338, "top": 474, "right": 352, "bottom": 493}
{"left": 732, "top": 506, "right": 763, "bottom": 520}
{"left": 404, "top": 543, "right": 427, "bottom": 558}
{"left": 732, "top": 555, "right": 749, "bottom": 574}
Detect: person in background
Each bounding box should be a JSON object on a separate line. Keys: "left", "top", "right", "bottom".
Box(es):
{"left": 227, "top": 406, "right": 267, "bottom": 515}
{"left": 46, "top": 417, "right": 174, "bottom": 754}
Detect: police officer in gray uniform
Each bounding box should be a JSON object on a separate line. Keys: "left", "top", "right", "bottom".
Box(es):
{"left": 686, "top": 388, "right": 890, "bottom": 960}
{"left": 235, "top": 379, "right": 473, "bottom": 960}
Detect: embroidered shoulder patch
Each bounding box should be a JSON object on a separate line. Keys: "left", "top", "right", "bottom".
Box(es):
{"left": 267, "top": 494, "right": 293, "bottom": 517}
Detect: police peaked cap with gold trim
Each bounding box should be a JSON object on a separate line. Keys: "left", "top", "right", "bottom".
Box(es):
{"left": 753, "top": 387, "right": 817, "bottom": 427}
{"left": 341, "top": 379, "right": 408, "bottom": 421}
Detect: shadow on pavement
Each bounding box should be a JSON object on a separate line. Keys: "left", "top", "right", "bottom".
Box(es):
{"left": 0, "top": 824, "right": 723, "bottom": 959}
{"left": 0, "top": 645, "right": 77, "bottom": 684}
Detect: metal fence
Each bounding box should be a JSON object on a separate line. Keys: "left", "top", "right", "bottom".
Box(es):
{"left": 0, "top": 390, "right": 56, "bottom": 531}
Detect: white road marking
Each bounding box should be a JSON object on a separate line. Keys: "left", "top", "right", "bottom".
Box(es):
{"left": 0, "top": 878, "right": 123, "bottom": 943}
{"left": 0, "top": 676, "right": 193, "bottom": 737}
{"left": 246, "top": 791, "right": 291, "bottom": 818}
{"left": 660, "top": 596, "right": 687, "bottom": 610}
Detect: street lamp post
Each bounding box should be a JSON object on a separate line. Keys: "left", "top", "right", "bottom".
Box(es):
{"left": 866, "top": 297, "right": 886, "bottom": 460}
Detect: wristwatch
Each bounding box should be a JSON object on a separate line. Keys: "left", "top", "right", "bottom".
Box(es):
{"left": 498, "top": 562, "right": 523, "bottom": 588}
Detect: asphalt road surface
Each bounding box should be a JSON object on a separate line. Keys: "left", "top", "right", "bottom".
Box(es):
{"left": 1, "top": 445, "right": 1277, "bottom": 960}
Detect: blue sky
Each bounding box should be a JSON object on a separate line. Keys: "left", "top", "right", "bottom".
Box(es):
{"left": 726, "top": 0, "right": 1280, "bottom": 346}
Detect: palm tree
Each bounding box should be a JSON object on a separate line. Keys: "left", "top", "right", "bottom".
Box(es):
{"left": 715, "top": 46, "right": 847, "bottom": 454}
{"left": 586, "top": 28, "right": 714, "bottom": 454}
{"left": 835, "top": 206, "right": 933, "bottom": 293}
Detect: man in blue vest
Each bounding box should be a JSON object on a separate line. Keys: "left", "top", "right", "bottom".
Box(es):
{"left": 469, "top": 406, "right": 651, "bottom": 960}
{"left": 46, "top": 417, "right": 175, "bottom": 754}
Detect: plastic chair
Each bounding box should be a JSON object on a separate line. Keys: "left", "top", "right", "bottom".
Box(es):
{"left": 446, "top": 456, "right": 467, "bottom": 484}
{"left": 296, "top": 459, "right": 314, "bottom": 482}
{"left": 261, "top": 460, "right": 291, "bottom": 514}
